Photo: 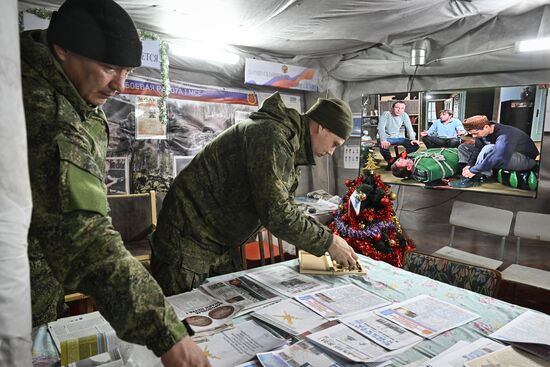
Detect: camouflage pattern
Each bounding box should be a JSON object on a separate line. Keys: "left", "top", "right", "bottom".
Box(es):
{"left": 152, "top": 92, "right": 334, "bottom": 295}
{"left": 21, "top": 30, "right": 186, "bottom": 356}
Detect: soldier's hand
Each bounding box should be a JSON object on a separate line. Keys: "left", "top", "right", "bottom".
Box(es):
{"left": 161, "top": 336, "right": 212, "bottom": 367}
{"left": 327, "top": 235, "right": 358, "bottom": 269}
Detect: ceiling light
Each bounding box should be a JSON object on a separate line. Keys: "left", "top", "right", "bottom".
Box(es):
{"left": 170, "top": 42, "right": 240, "bottom": 65}
{"left": 516, "top": 37, "right": 550, "bottom": 52}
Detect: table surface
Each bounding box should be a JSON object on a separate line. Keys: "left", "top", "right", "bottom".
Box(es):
{"left": 33, "top": 254, "right": 529, "bottom": 366}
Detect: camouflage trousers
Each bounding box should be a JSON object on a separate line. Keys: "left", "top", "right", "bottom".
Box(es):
{"left": 150, "top": 230, "right": 241, "bottom": 297}
{"left": 30, "top": 257, "right": 67, "bottom": 327}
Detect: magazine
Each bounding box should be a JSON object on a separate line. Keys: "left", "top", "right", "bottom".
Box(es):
{"left": 201, "top": 276, "right": 281, "bottom": 314}
{"left": 166, "top": 289, "right": 243, "bottom": 333}
{"left": 257, "top": 340, "right": 346, "bottom": 367}
{"left": 295, "top": 284, "right": 389, "bottom": 319}
{"left": 246, "top": 265, "right": 329, "bottom": 298}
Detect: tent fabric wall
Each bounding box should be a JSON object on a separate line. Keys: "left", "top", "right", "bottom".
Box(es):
{"left": 0, "top": 0, "right": 32, "bottom": 365}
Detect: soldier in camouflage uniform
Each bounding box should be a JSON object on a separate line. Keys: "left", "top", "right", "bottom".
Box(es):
{"left": 151, "top": 92, "right": 358, "bottom": 296}
{"left": 22, "top": 0, "right": 210, "bottom": 365}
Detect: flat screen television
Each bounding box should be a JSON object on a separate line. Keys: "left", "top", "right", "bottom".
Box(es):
{"left": 359, "top": 84, "right": 547, "bottom": 198}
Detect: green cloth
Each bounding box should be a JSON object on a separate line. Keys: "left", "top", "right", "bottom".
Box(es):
{"left": 409, "top": 148, "right": 459, "bottom": 182}
{"left": 152, "top": 92, "right": 334, "bottom": 295}
{"left": 21, "top": 30, "right": 186, "bottom": 356}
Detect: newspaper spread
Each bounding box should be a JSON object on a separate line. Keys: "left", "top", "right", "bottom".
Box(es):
{"left": 306, "top": 323, "right": 408, "bottom": 363}
{"left": 424, "top": 337, "right": 505, "bottom": 367}
{"left": 257, "top": 340, "right": 346, "bottom": 367}
{"left": 464, "top": 345, "right": 550, "bottom": 367}
{"left": 489, "top": 310, "right": 550, "bottom": 360}
{"left": 376, "top": 295, "right": 479, "bottom": 339}
{"left": 201, "top": 276, "right": 281, "bottom": 314}
{"left": 47, "top": 311, "right": 117, "bottom": 353}
{"left": 341, "top": 310, "right": 423, "bottom": 350}
{"left": 167, "top": 289, "right": 243, "bottom": 333}
{"left": 195, "top": 320, "right": 286, "bottom": 367}
{"left": 295, "top": 284, "right": 390, "bottom": 320}
{"left": 251, "top": 298, "right": 328, "bottom": 336}
{"left": 246, "top": 265, "right": 329, "bottom": 297}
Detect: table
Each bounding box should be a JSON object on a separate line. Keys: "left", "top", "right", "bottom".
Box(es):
{"left": 32, "top": 254, "right": 528, "bottom": 366}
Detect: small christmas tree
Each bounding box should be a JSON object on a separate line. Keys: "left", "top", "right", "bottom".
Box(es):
{"left": 328, "top": 170, "right": 415, "bottom": 267}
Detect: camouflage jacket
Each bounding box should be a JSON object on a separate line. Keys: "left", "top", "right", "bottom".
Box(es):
{"left": 21, "top": 30, "right": 186, "bottom": 356}
{"left": 155, "top": 92, "right": 333, "bottom": 265}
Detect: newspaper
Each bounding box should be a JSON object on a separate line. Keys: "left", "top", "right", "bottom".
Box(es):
{"left": 167, "top": 289, "right": 243, "bottom": 333}
{"left": 375, "top": 295, "right": 479, "bottom": 339}
{"left": 251, "top": 299, "right": 328, "bottom": 336}
{"left": 66, "top": 349, "right": 124, "bottom": 367}
{"left": 424, "top": 337, "right": 505, "bottom": 367}
{"left": 201, "top": 276, "right": 282, "bottom": 314}
{"left": 489, "top": 310, "right": 550, "bottom": 360}
{"left": 257, "top": 340, "right": 346, "bottom": 367}
{"left": 47, "top": 312, "right": 119, "bottom": 365}
{"left": 340, "top": 310, "right": 423, "bottom": 350}
{"left": 306, "top": 323, "right": 408, "bottom": 363}
{"left": 195, "top": 320, "right": 286, "bottom": 367}
{"left": 295, "top": 284, "right": 390, "bottom": 320}
{"left": 246, "top": 265, "right": 329, "bottom": 298}
{"left": 464, "top": 345, "right": 550, "bottom": 367}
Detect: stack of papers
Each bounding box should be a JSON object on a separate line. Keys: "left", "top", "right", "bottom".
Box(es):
{"left": 246, "top": 265, "right": 329, "bottom": 298}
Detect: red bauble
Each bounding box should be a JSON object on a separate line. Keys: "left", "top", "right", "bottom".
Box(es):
{"left": 380, "top": 197, "right": 390, "bottom": 206}
{"left": 373, "top": 233, "right": 382, "bottom": 241}
{"left": 345, "top": 179, "right": 352, "bottom": 187}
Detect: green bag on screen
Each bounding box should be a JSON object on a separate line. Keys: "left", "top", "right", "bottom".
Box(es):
{"left": 408, "top": 148, "right": 459, "bottom": 183}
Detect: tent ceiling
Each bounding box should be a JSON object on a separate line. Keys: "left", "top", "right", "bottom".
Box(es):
{"left": 18, "top": 0, "right": 550, "bottom": 83}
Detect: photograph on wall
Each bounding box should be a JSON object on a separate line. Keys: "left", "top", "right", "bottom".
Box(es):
{"left": 105, "top": 156, "right": 129, "bottom": 195}
{"left": 173, "top": 156, "right": 194, "bottom": 178}
{"left": 135, "top": 95, "right": 167, "bottom": 140}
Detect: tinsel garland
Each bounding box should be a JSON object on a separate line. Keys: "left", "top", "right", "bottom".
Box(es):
{"left": 139, "top": 30, "right": 170, "bottom": 125}
{"left": 328, "top": 171, "right": 415, "bottom": 268}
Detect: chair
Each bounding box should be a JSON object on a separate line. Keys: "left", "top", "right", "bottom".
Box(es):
{"left": 403, "top": 251, "right": 502, "bottom": 297}
{"left": 512, "top": 211, "right": 550, "bottom": 264}
{"left": 433, "top": 200, "right": 513, "bottom": 269}
{"left": 64, "top": 191, "right": 158, "bottom": 313}
{"left": 241, "top": 227, "right": 286, "bottom": 269}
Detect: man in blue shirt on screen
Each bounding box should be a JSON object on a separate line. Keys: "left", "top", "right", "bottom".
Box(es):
{"left": 420, "top": 109, "right": 465, "bottom": 149}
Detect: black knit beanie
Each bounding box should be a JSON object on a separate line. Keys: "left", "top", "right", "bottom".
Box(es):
{"left": 305, "top": 98, "right": 353, "bottom": 139}
{"left": 47, "top": 0, "right": 142, "bottom": 67}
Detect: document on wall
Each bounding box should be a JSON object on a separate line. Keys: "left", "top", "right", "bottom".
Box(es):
{"left": 195, "top": 320, "right": 287, "bottom": 367}
{"left": 375, "top": 295, "right": 479, "bottom": 339}
{"left": 294, "top": 284, "right": 390, "bottom": 320}
{"left": 489, "top": 310, "right": 550, "bottom": 360}
{"left": 251, "top": 298, "right": 328, "bottom": 336}
{"left": 201, "top": 276, "right": 282, "bottom": 315}
{"left": 167, "top": 289, "right": 243, "bottom": 333}
{"left": 464, "top": 345, "right": 550, "bottom": 367}
{"left": 306, "top": 323, "right": 409, "bottom": 363}
{"left": 246, "top": 265, "right": 329, "bottom": 298}
{"left": 424, "top": 337, "right": 505, "bottom": 367}
{"left": 257, "top": 340, "right": 347, "bottom": 367}
{"left": 340, "top": 310, "right": 423, "bottom": 350}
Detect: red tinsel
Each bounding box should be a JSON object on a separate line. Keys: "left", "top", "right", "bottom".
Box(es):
{"left": 328, "top": 171, "right": 415, "bottom": 268}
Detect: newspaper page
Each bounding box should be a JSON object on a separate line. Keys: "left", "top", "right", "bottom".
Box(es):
{"left": 195, "top": 320, "right": 286, "bottom": 367}
{"left": 424, "top": 337, "right": 505, "bottom": 367}
{"left": 306, "top": 323, "right": 407, "bottom": 363}
{"left": 341, "top": 311, "right": 423, "bottom": 350}
{"left": 489, "top": 310, "right": 550, "bottom": 361}
{"left": 105, "top": 157, "right": 129, "bottom": 195}
{"left": 246, "top": 265, "right": 329, "bottom": 297}
{"left": 251, "top": 299, "right": 328, "bottom": 336}
{"left": 166, "top": 289, "right": 243, "bottom": 333}
{"left": 257, "top": 340, "right": 346, "bottom": 367}
{"left": 464, "top": 345, "right": 550, "bottom": 367}
{"left": 201, "top": 276, "right": 282, "bottom": 314}
{"left": 376, "top": 295, "right": 479, "bottom": 339}
{"left": 295, "top": 284, "right": 390, "bottom": 320}
{"left": 67, "top": 349, "right": 124, "bottom": 367}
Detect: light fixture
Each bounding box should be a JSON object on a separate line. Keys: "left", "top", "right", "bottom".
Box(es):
{"left": 170, "top": 41, "right": 240, "bottom": 65}
{"left": 410, "top": 39, "right": 431, "bottom": 66}
{"left": 516, "top": 37, "right": 550, "bottom": 52}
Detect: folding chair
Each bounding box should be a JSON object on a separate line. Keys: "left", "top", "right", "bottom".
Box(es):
{"left": 241, "top": 227, "right": 286, "bottom": 269}
{"left": 499, "top": 211, "right": 550, "bottom": 299}
{"left": 433, "top": 200, "right": 513, "bottom": 269}
{"left": 403, "top": 251, "right": 501, "bottom": 296}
